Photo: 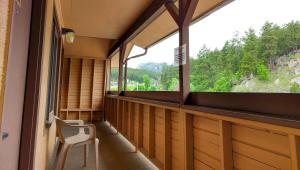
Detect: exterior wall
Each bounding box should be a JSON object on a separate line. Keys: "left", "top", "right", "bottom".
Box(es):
{"left": 0, "top": 0, "right": 32, "bottom": 169}
{"left": 0, "top": 0, "right": 13, "bottom": 132}
{"left": 33, "top": 0, "right": 64, "bottom": 169}
{"left": 106, "top": 95, "right": 300, "bottom": 170}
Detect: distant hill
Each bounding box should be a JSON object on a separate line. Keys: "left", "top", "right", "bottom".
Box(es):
{"left": 138, "top": 62, "right": 168, "bottom": 73}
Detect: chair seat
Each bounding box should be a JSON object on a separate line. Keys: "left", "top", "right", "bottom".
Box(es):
{"left": 65, "top": 133, "right": 91, "bottom": 144}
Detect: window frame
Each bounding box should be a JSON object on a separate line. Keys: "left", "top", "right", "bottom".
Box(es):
{"left": 45, "top": 12, "right": 61, "bottom": 126}
{"left": 106, "top": 0, "right": 300, "bottom": 127}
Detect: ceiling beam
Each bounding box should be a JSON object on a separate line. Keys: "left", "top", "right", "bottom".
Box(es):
{"left": 108, "top": 0, "right": 166, "bottom": 58}
{"left": 164, "top": 0, "right": 179, "bottom": 25}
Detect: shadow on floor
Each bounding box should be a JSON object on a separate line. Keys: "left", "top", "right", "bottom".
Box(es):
{"left": 49, "top": 121, "right": 158, "bottom": 170}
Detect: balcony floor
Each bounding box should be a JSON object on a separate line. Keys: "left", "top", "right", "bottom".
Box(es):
{"left": 50, "top": 121, "right": 158, "bottom": 170}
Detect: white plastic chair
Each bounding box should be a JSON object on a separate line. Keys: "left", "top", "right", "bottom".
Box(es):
{"left": 54, "top": 116, "right": 99, "bottom": 170}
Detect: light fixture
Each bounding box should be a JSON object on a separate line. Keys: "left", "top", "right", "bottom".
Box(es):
{"left": 62, "top": 28, "right": 75, "bottom": 43}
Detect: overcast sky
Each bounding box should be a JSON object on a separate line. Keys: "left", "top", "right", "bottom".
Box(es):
{"left": 127, "top": 0, "right": 300, "bottom": 68}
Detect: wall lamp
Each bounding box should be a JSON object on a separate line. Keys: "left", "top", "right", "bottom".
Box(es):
{"left": 62, "top": 28, "right": 75, "bottom": 43}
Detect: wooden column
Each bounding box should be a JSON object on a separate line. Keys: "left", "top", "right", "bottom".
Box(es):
{"left": 164, "top": 109, "right": 171, "bottom": 170}
{"left": 165, "top": 0, "right": 198, "bottom": 104}
{"left": 289, "top": 134, "right": 300, "bottom": 170}
{"left": 183, "top": 112, "right": 194, "bottom": 170}
{"left": 219, "top": 120, "right": 233, "bottom": 170}
{"left": 149, "top": 106, "right": 155, "bottom": 158}
{"left": 129, "top": 103, "right": 135, "bottom": 140}
{"left": 137, "top": 104, "right": 144, "bottom": 148}
{"left": 118, "top": 44, "right": 126, "bottom": 95}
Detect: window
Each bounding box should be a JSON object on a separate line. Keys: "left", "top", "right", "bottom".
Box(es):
{"left": 189, "top": 0, "right": 300, "bottom": 93}
{"left": 125, "top": 11, "right": 179, "bottom": 91}
{"left": 46, "top": 15, "right": 61, "bottom": 123}
{"left": 109, "top": 52, "right": 119, "bottom": 91}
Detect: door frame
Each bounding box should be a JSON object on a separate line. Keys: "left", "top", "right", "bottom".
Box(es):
{"left": 18, "top": 0, "right": 47, "bottom": 169}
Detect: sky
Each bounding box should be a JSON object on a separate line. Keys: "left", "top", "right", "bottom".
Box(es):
{"left": 127, "top": 0, "right": 300, "bottom": 68}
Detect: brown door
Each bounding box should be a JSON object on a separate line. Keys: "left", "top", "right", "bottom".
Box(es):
{"left": 0, "top": 0, "right": 33, "bottom": 169}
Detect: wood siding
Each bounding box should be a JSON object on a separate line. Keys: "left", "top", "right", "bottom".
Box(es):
{"left": 106, "top": 95, "right": 300, "bottom": 170}
{"left": 59, "top": 58, "right": 105, "bottom": 121}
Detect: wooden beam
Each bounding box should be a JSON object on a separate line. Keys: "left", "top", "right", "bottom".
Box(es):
{"left": 149, "top": 106, "right": 155, "bottom": 157}
{"left": 182, "top": 0, "right": 199, "bottom": 25}
{"left": 164, "top": 109, "right": 171, "bottom": 170}
{"left": 219, "top": 120, "right": 233, "bottom": 170}
{"left": 137, "top": 104, "right": 144, "bottom": 148}
{"left": 108, "top": 0, "right": 166, "bottom": 57}
{"left": 164, "top": 1, "right": 179, "bottom": 25}
{"left": 178, "top": 0, "right": 198, "bottom": 104}
{"left": 124, "top": 62, "right": 128, "bottom": 91}
{"left": 183, "top": 112, "right": 193, "bottom": 170}
{"left": 118, "top": 44, "right": 126, "bottom": 95}
{"left": 289, "top": 134, "right": 300, "bottom": 170}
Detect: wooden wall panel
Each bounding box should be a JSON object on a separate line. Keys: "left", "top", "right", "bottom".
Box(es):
{"left": 124, "top": 101, "right": 129, "bottom": 137}
{"left": 193, "top": 116, "right": 221, "bottom": 170}
{"left": 60, "top": 58, "right": 70, "bottom": 109}
{"left": 171, "top": 111, "right": 184, "bottom": 170}
{"left": 92, "top": 60, "right": 105, "bottom": 109}
{"left": 232, "top": 124, "right": 292, "bottom": 170}
{"left": 142, "top": 105, "right": 150, "bottom": 154}
{"left": 59, "top": 58, "right": 105, "bottom": 121}
{"left": 118, "top": 100, "right": 123, "bottom": 130}
{"left": 154, "top": 107, "right": 165, "bottom": 168}
{"left": 68, "top": 111, "right": 79, "bottom": 120}
{"left": 81, "top": 111, "right": 92, "bottom": 121}
{"left": 133, "top": 103, "right": 139, "bottom": 145}
{"left": 80, "top": 59, "right": 93, "bottom": 108}
{"left": 105, "top": 96, "right": 300, "bottom": 170}
{"left": 68, "top": 58, "right": 82, "bottom": 108}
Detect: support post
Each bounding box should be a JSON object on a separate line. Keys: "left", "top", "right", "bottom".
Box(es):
{"left": 165, "top": 0, "right": 198, "bottom": 104}
{"left": 118, "top": 44, "right": 126, "bottom": 95}
{"left": 179, "top": 0, "right": 198, "bottom": 104}
{"left": 219, "top": 120, "right": 233, "bottom": 170}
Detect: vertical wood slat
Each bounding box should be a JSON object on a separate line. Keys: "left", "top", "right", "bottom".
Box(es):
{"left": 137, "top": 104, "right": 144, "bottom": 148}
{"left": 129, "top": 103, "right": 135, "bottom": 140}
{"left": 90, "top": 60, "right": 95, "bottom": 121}
{"left": 164, "top": 109, "right": 171, "bottom": 170}
{"left": 289, "top": 134, "right": 300, "bottom": 170}
{"left": 184, "top": 112, "right": 193, "bottom": 170}
{"left": 149, "top": 106, "right": 155, "bottom": 158}
{"left": 219, "top": 120, "right": 233, "bottom": 170}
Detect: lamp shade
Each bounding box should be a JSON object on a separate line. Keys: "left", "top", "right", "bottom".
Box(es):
{"left": 65, "top": 32, "right": 75, "bottom": 43}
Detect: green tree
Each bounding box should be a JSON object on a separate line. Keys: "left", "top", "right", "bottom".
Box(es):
{"left": 256, "top": 64, "right": 270, "bottom": 81}
{"left": 143, "top": 75, "right": 151, "bottom": 90}
{"left": 259, "top": 22, "right": 279, "bottom": 69}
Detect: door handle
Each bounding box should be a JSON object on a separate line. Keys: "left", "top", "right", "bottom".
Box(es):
{"left": 1, "top": 132, "right": 9, "bottom": 141}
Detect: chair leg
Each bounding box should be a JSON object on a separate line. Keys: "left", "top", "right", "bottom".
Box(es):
{"left": 94, "top": 139, "right": 99, "bottom": 170}
{"left": 54, "top": 141, "right": 63, "bottom": 167}
{"left": 84, "top": 144, "right": 89, "bottom": 167}
{"left": 55, "top": 144, "right": 71, "bottom": 170}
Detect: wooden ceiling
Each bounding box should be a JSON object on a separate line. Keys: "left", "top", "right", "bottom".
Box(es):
{"left": 60, "top": 0, "right": 153, "bottom": 39}
{"left": 132, "top": 0, "right": 229, "bottom": 48}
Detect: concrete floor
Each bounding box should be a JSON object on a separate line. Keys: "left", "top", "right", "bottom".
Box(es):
{"left": 50, "top": 122, "right": 158, "bottom": 170}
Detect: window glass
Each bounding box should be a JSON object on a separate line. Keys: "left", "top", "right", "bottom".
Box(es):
{"left": 110, "top": 53, "right": 119, "bottom": 91}
{"left": 189, "top": 0, "right": 300, "bottom": 93}
{"left": 46, "top": 16, "right": 60, "bottom": 122}
{"left": 126, "top": 34, "right": 179, "bottom": 91}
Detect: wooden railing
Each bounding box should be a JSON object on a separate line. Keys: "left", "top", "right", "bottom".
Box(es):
{"left": 105, "top": 95, "right": 300, "bottom": 170}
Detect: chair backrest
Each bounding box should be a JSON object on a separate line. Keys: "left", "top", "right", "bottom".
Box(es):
{"left": 55, "top": 116, "right": 68, "bottom": 143}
